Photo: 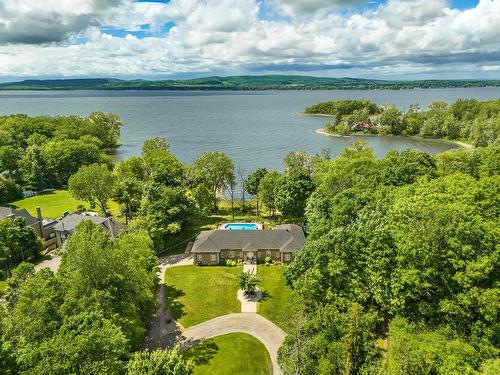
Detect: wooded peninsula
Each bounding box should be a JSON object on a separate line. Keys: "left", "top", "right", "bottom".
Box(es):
{"left": 306, "top": 98, "right": 500, "bottom": 147}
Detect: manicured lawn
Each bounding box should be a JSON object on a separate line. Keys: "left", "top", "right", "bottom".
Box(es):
{"left": 257, "top": 265, "right": 293, "bottom": 332}
{"left": 185, "top": 333, "right": 272, "bottom": 375}
{"left": 164, "top": 265, "right": 242, "bottom": 327}
{"left": 11, "top": 190, "right": 120, "bottom": 219}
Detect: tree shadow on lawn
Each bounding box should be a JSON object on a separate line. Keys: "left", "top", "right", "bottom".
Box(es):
{"left": 164, "top": 283, "right": 186, "bottom": 320}
{"left": 183, "top": 339, "right": 219, "bottom": 365}
{"left": 259, "top": 289, "right": 271, "bottom": 302}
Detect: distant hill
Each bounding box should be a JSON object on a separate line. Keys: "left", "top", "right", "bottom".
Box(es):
{"left": 1, "top": 75, "right": 499, "bottom": 90}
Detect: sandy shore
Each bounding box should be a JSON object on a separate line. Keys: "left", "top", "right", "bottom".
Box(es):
{"left": 313, "top": 128, "right": 373, "bottom": 138}
{"left": 314, "top": 128, "right": 474, "bottom": 149}
{"left": 301, "top": 112, "right": 335, "bottom": 118}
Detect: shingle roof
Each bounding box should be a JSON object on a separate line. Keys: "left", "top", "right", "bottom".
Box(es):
{"left": 191, "top": 224, "right": 305, "bottom": 253}
{"left": 53, "top": 214, "right": 124, "bottom": 236}
{"left": 0, "top": 206, "right": 39, "bottom": 226}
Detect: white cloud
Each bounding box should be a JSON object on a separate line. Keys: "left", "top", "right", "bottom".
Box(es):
{"left": 381, "top": 0, "right": 447, "bottom": 27}
{"left": 0, "top": 0, "right": 126, "bottom": 43}
{"left": 0, "top": 0, "right": 499, "bottom": 79}
{"left": 273, "top": 0, "right": 368, "bottom": 15}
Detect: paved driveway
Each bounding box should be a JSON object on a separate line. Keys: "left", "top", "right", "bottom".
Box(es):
{"left": 181, "top": 313, "right": 286, "bottom": 375}
{"left": 34, "top": 255, "right": 61, "bottom": 273}
{"left": 144, "top": 253, "right": 193, "bottom": 349}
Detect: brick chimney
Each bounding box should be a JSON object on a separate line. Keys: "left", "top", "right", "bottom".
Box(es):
{"left": 36, "top": 206, "right": 44, "bottom": 238}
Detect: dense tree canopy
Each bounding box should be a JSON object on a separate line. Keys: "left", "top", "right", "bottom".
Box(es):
{"left": 274, "top": 168, "right": 314, "bottom": 218}
{"left": 0, "top": 112, "right": 120, "bottom": 197}
{"left": 280, "top": 143, "right": 500, "bottom": 374}
{"left": 0, "top": 218, "right": 41, "bottom": 277}
{"left": 127, "top": 348, "right": 193, "bottom": 375}
{"left": 1, "top": 222, "right": 158, "bottom": 374}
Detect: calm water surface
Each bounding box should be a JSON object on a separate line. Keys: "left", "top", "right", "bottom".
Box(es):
{"left": 1, "top": 88, "right": 499, "bottom": 172}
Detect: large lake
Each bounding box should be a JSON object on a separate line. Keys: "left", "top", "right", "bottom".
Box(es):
{"left": 1, "top": 88, "right": 499, "bottom": 173}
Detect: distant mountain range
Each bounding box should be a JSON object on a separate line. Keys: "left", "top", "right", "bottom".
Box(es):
{"left": 1, "top": 75, "right": 499, "bottom": 90}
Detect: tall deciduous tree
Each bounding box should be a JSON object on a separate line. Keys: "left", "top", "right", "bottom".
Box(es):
{"left": 141, "top": 137, "right": 170, "bottom": 157}
{"left": 379, "top": 107, "right": 404, "bottom": 135}
{"left": 258, "top": 171, "right": 281, "bottom": 218}
{"left": 127, "top": 347, "right": 193, "bottom": 375}
{"left": 68, "top": 163, "right": 116, "bottom": 215}
{"left": 274, "top": 168, "right": 314, "bottom": 218}
{"left": 192, "top": 151, "right": 234, "bottom": 211}
{"left": 0, "top": 218, "right": 42, "bottom": 275}
{"left": 245, "top": 167, "right": 268, "bottom": 217}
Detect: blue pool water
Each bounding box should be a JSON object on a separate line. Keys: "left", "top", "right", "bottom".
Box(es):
{"left": 224, "top": 223, "right": 258, "bottom": 230}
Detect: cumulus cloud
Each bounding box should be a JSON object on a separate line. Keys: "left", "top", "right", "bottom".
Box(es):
{"left": 381, "top": 0, "right": 447, "bottom": 27}
{"left": 0, "top": 0, "right": 126, "bottom": 44}
{"left": 0, "top": 0, "right": 499, "bottom": 78}
{"left": 273, "top": 0, "right": 368, "bottom": 15}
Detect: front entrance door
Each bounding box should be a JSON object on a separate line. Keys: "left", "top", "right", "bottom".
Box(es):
{"left": 246, "top": 251, "right": 255, "bottom": 263}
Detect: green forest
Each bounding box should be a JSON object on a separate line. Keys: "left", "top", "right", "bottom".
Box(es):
{"left": 0, "top": 105, "right": 498, "bottom": 374}
{"left": 279, "top": 142, "right": 499, "bottom": 374}
{"left": 1, "top": 76, "right": 500, "bottom": 91}
{"left": 0, "top": 112, "right": 121, "bottom": 203}
{"left": 305, "top": 98, "right": 500, "bottom": 147}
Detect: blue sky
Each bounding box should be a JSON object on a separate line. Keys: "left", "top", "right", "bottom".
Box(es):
{"left": 0, "top": 0, "right": 498, "bottom": 80}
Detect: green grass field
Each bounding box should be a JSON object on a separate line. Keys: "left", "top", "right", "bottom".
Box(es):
{"left": 164, "top": 265, "right": 242, "bottom": 327}
{"left": 258, "top": 265, "right": 293, "bottom": 332}
{"left": 185, "top": 333, "right": 272, "bottom": 375}
{"left": 11, "top": 190, "right": 120, "bottom": 219}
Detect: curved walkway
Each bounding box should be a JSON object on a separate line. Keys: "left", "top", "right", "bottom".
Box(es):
{"left": 146, "top": 255, "right": 286, "bottom": 375}
{"left": 181, "top": 313, "right": 286, "bottom": 375}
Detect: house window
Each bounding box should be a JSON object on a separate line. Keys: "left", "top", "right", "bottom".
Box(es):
{"left": 210, "top": 254, "right": 217, "bottom": 262}
{"left": 266, "top": 250, "right": 272, "bottom": 258}
{"left": 258, "top": 251, "right": 261, "bottom": 258}
{"left": 284, "top": 253, "right": 291, "bottom": 261}
{"left": 229, "top": 250, "right": 235, "bottom": 258}
{"left": 197, "top": 254, "right": 203, "bottom": 261}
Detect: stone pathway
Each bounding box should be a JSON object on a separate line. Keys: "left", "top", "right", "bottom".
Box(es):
{"left": 238, "top": 262, "right": 259, "bottom": 312}
{"left": 243, "top": 262, "right": 257, "bottom": 274}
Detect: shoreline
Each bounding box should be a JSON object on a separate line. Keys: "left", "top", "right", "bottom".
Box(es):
{"left": 313, "top": 128, "right": 474, "bottom": 149}
{"left": 301, "top": 112, "right": 335, "bottom": 118}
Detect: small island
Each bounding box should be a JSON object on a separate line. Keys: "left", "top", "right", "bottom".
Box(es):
{"left": 305, "top": 98, "right": 500, "bottom": 148}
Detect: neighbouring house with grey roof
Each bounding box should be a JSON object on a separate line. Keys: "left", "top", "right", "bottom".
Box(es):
{"left": 0, "top": 206, "right": 44, "bottom": 237}
{"left": 53, "top": 213, "right": 125, "bottom": 248}
{"left": 191, "top": 224, "right": 305, "bottom": 265}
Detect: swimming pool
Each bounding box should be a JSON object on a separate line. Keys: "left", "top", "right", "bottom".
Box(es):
{"left": 224, "top": 223, "right": 259, "bottom": 230}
